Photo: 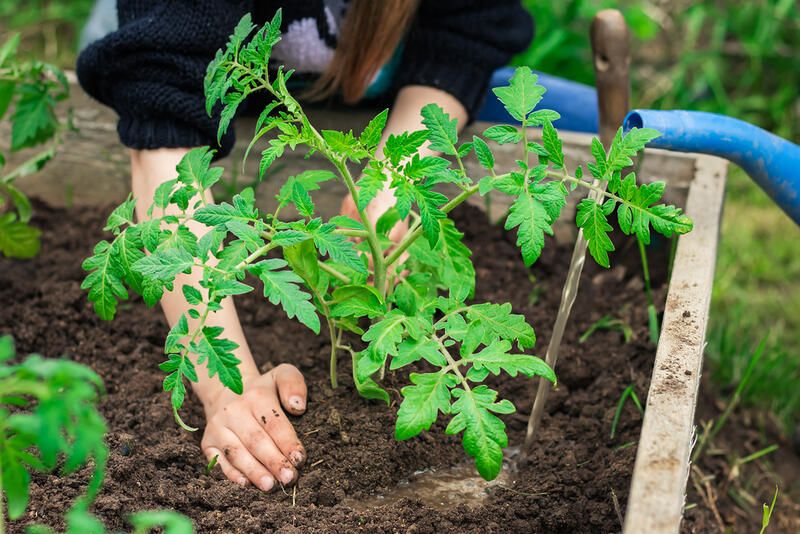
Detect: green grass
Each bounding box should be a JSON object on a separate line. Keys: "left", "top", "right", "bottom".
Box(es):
{"left": 707, "top": 167, "right": 800, "bottom": 431}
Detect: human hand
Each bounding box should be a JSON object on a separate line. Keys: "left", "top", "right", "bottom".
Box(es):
{"left": 200, "top": 364, "right": 307, "bottom": 491}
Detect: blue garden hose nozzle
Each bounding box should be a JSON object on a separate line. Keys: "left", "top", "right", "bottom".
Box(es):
{"left": 624, "top": 110, "right": 800, "bottom": 225}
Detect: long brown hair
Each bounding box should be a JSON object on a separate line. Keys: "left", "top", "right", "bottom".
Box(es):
{"left": 304, "top": 0, "right": 420, "bottom": 103}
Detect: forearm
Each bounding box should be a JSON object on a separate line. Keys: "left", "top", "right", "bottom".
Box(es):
{"left": 130, "top": 148, "right": 260, "bottom": 408}
{"left": 375, "top": 85, "right": 468, "bottom": 201}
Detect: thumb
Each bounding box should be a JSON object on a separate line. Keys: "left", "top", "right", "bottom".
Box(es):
{"left": 273, "top": 364, "right": 307, "bottom": 415}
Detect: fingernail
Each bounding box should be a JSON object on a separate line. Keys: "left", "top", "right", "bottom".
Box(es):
{"left": 237, "top": 476, "right": 248, "bottom": 486}
{"left": 290, "top": 450, "right": 305, "bottom": 467}
{"left": 259, "top": 475, "right": 274, "bottom": 492}
{"left": 279, "top": 467, "right": 294, "bottom": 485}
{"left": 289, "top": 396, "right": 305, "bottom": 411}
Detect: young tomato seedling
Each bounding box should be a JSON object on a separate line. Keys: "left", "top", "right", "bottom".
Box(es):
{"left": 83, "top": 11, "right": 692, "bottom": 480}
{"left": 0, "top": 33, "right": 71, "bottom": 259}
{"left": 0, "top": 336, "right": 192, "bottom": 534}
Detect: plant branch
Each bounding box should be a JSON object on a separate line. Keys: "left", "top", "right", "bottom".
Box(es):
{"left": 385, "top": 183, "right": 481, "bottom": 266}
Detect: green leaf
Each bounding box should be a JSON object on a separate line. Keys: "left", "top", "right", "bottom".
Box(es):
{"left": 311, "top": 223, "right": 366, "bottom": 274}
{"left": 576, "top": 198, "right": 615, "bottom": 268}
{"left": 420, "top": 103, "right": 458, "bottom": 156}
{"left": 362, "top": 309, "right": 408, "bottom": 360}
{"left": 133, "top": 248, "right": 194, "bottom": 281}
{"left": 407, "top": 219, "right": 475, "bottom": 302}
{"left": 447, "top": 385, "right": 512, "bottom": 480}
{"left": 359, "top": 108, "right": 389, "bottom": 150}
{"left": 415, "top": 187, "right": 447, "bottom": 247}
{"left": 383, "top": 130, "right": 428, "bottom": 165}
{"left": 191, "top": 326, "right": 243, "bottom": 394}
{"left": 129, "top": 510, "right": 194, "bottom": 534}
{"left": 355, "top": 164, "right": 386, "bottom": 211}
{"left": 249, "top": 259, "right": 320, "bottom": 333}
{"left": 165, "top": 314, "right": 189, "bottom": 353}
{"left": 176, "top": 147, "right": 219, "bottom": 194}
{"left": 504, "top": 190, "right": 552, "bottom": 266}
{"left": 291, "top": 181, "right": 315, "bottom": 217}
{"left": 81, "top": 240, "right": 128, "bottom": 320}
{"left": 11, "top": 83, "right": 57, "bottom": 150}
{"left": 0, "top": 214, "right": 40, "bottom": 259}
{"left": 330, "top": 285, "right": 386, "bottom": 319}
{"left": 615, "top": 177, "right": 693, "bottom": 244}
{"left": 111, "top": 226, "right": 146, "bottom": 294}
{"left": 322, "top": 129, "right": 364, "bottom": 159}
{"left": 375, "top": 207, "right": 401, "bottom": 236}
{"left": 211, "top": 279, "right": 253, "bottom": 298}
{"left": 351, "top": 353, "right": 390, "bottom": 404}
{"left": 283, "top": 239, "right": 320, "bottom": 289}
{"left": 3, "top": 457, "right": 30, "bottom": 519}
{"left": 472, "top": 136, "right": 495, "bottom": 170}
{"left": 259, "top": 139, "right": 285, "bottom": 178}
{"left": 404, "top": 155, "right": 450, "bottom": 179}
{"left": 103, "top": 196, "right": 136, "bottom": 234}
{"left": 0, "top": 80, "right": 16, "bottom": 121}
{"left": 483, "top": 124, "right": 522, "bottom": 145}
{"left": 277, "top": 170, "right": 336, "bottom": 206}
{"left": 541, "top": 120, "right": 564, "bottom": 168}
{"left": 528, "top": 109, "right": 561, "bottom": 126}
{"left": 464, "top": 340, "right": 555, "bottom": 382}
{"left": 491, "top": 66, "right": 544, "bottom": 122}
{"left": 607, "top": 127, "right": 661, "bottom": 172}
{"left": 391, "top": 337, "right": 445, "bottom": 370}
{"left": 465, "top": 303, "right": 536, "bottom": 350}
{"left": 396, "top": 372, "right": 456, "bottom": 440}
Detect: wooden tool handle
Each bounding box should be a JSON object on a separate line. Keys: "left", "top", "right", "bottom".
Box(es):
{"left": 591, "top": 9, "right": 631, "bottom": 147}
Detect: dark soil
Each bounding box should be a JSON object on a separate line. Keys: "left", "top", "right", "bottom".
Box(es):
{"left": 0, "top": 200, "right": 716, "bottom": 533}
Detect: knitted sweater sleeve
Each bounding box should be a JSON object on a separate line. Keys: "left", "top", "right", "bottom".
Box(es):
{"left": 394, "top": 0, "right": 534, "bottom": 120}
{"left": 76, "top": 0, "right": 252, "bottom": 158}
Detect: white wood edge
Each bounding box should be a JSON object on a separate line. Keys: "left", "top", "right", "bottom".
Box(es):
{"left": 623, "top": 154, "right": 728, "bottom": 533}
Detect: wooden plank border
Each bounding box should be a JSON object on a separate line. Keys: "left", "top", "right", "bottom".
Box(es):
{"left": 623, "top": 154, "right": 728, "bottom": 533}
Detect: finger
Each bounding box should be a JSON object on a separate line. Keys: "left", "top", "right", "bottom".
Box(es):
{"left": 273, "top": 363, "right": 307, "bottom": 415}
{"left": 204, "top": 445, "right": 247, "bottom": 487}
{"left": 230, "top": 411, "right": 298, "bottom": 487}
{"left": 214, "top": 428, "right": 277, "bottom": 492}
{"left": 249, "top": 390, "right": 306, "bottom": 468}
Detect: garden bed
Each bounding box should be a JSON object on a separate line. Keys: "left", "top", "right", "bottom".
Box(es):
{"left": 3, "top": 200, "right": 670, "bottom": 533}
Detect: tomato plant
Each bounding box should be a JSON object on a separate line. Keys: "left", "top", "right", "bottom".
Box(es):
{"left": 0, "top": 336, "right": 193, "bottom": 533}
{"left": 83, "top": 10, "right": 692, "bottom": 480}
{"left": 0, "top": 33, "right": 71, "bottom": 259}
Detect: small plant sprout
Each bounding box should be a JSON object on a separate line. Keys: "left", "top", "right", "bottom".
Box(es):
{"left": 579, "top": 314, "right": 633, "bottom": 344}
{"left": 610, "top": 384, "right": 644, "bottom": 440}
{"left": 82, "top": 11, "right": 692, "bottom": 480}
{"left": 759, "top": 486, "right": 779, "bottom": 534}
{"left": 0, "top": 33, "right": 71, "bottom": 259}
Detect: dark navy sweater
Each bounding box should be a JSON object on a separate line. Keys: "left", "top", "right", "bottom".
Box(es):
{"left": 77, "top": 0, "right": 533, "bottom": 158}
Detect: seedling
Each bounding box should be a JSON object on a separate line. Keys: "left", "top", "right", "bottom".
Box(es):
{"left": 609, "top": 384, "right": 644, "bottom": 440}
{"left": 759, "top": 486, "right": 778, "bottom": 534}
{"left": 82, "top": 11, "right": 692, "bottom": 480}
{"left": 0, "top": 336, "right": 192, "bottom": 533}
{"left": 579, "top": 314, "right": 633, "bottom": 344}
{"left": 0, "top": 33, "right": 71, "bottom": 258}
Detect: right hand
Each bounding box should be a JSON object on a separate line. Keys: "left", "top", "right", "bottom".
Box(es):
{"left": 200, "top": 364, "right": 308, "bottom": 491}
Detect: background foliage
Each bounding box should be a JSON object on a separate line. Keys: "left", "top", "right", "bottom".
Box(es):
{"left": 515, "top": 0, "right": 799, "bottom": 433}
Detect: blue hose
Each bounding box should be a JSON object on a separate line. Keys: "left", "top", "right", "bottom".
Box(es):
{"left": 625, "top": 110, "right": 800, "bottom": 225}
{"left": 478, "top": 67, "right": 599, "bottom": 133}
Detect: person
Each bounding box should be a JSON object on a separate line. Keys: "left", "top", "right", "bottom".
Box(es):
{"left": 77, "top": 0, "right": 533, "bottom": 492}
